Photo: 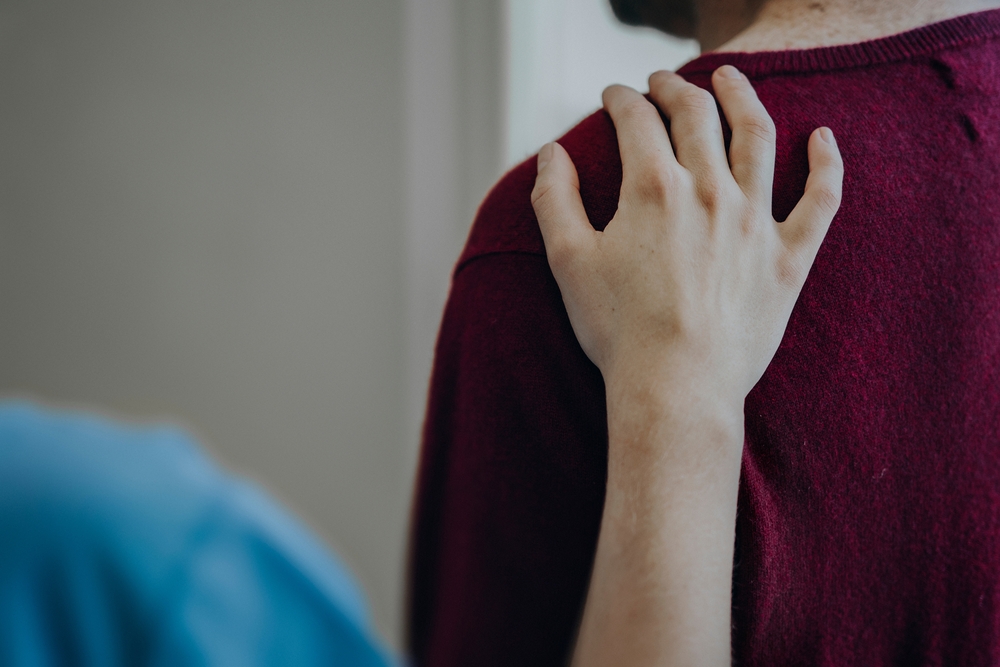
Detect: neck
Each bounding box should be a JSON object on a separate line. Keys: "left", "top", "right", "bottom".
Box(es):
{"left": 698, "top": 0, "right": 1000, "bottom": 52}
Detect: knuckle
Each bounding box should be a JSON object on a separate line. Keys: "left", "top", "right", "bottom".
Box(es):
{"left": 545, "top": 238, "right": 576, "bottom": 272}
{"left": 676, "top": 86, "right": 715, "bottom": 114}
{"left": 740, "top": 113, "right": 776, "bottom": 144}
{"left": 695, "top": 173, "right": 725, "bottom": 211}
{"left": 630, "top": 165, "right": 674, "bottom": 205}
{"left": 530, "top": 180, "right": 553, "bottom": 209}
{"left": 813, "top": 182, "right": 843, "bottom": 216}
{"left": 531, "top": 182, "right": 569, "bottom": 226}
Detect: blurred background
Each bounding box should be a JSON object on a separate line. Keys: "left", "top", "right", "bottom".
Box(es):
{"left": 0, "top": 0, "right": 694, "bottom": 649}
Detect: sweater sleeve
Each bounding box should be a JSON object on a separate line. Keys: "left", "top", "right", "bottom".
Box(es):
{"left": 406, "top": 252, "right": 609, "bottom": 667}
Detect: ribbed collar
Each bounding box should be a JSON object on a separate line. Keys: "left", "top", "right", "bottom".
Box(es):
{"left": 678, "top": 7, "right": 1000, "bottom": 77}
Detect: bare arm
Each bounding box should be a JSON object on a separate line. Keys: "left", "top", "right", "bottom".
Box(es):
{"left": 530, "top": 66, "right": 844, "bottom": 666}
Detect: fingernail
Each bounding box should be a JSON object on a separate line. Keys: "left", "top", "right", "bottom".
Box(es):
{"left": 819, "top": 127, "right": 835, "bottom": 144}
{"left": 538, "top": 143, "right": 554, "bottom": 172}
{"left": 717, "top": 65, "right": 743, "bottom": 80}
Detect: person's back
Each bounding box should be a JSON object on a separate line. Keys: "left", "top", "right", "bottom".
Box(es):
{"left": 408, "top": 5, "right": 1000, "bottom": 666}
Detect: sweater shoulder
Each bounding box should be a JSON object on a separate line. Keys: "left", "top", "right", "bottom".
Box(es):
{"left": 457, "top": 109, "right": 624, "bottom": 271}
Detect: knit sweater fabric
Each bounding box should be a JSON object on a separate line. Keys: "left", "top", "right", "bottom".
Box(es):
{"left": 408, "top": 10, "right": 1000, "bottom": 666}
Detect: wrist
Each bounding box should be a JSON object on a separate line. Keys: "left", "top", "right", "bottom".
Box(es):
{"left": 604, "top": 361, "right": 745, "bottom": 484}
{"left": 604, "top": 354, "right": 745, "bottom": 433}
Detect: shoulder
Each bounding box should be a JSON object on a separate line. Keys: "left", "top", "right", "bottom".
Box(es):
{"left": 0, "top": 400, "right": 216, "bottom": 532}
{"left": 0, "top": 402, "right": 221, "bottom": 662}
{"left": 0, "top": 401, "right": 231, "bottom": 614}
{"left": 457, "top": 109, "right": 623, "bottom": 272}
{"left": 0, "top": 401, "right": 393, "bottom": 666}
{"left": 153, "top": 476, "right": 392, "bottom": 665}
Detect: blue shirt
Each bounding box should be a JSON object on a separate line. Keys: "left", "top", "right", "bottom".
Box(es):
{"left": 0, "top": 401, "right": 396, "bottom": 666}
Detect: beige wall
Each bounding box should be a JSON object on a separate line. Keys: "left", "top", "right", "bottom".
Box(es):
{"left": 0, "top": 0, "right": 424, "bottom": 646}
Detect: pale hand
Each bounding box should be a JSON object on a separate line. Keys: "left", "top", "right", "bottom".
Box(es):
{"left": 532, "top": 65, "right": 845, "bottom": 667}
{"left": 531, "top": 66, "right": 844, "bottom": 411}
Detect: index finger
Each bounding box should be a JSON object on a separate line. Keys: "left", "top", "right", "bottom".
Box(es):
{"left": 602, "top": 85, "right": 680, "bottom": 197}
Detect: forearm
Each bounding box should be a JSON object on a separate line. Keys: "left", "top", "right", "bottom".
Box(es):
{"left": 572, "top": 365, "right": 744, "bottom": 667}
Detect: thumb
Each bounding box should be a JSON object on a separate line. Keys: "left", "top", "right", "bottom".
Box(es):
{"left": 531, "top": 142, "right": 596, "bottom": 272}
{"left": 780, "top": 127, "right": 843, "bottom": 277}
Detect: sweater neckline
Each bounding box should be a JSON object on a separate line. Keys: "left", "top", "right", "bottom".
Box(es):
{"left": 677, "top": 7, "right": 1000, "bottom": 77}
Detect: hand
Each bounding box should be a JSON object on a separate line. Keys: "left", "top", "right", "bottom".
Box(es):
{"left": 531, "top": 66, "right": 843, "bottom": 411}
{"left": 532, "top": 66, "right": 844, "bottom": 667}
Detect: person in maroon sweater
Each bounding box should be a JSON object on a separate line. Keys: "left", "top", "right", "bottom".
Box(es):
{"left": 408, "top": 0, "right": 1000, "bottom": 664}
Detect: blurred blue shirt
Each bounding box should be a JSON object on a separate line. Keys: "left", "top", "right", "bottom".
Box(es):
{"left": 0, "top": 401, "right": 397, "bottom": 667}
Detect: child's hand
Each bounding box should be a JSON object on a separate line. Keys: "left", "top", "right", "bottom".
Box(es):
{"left": 531, "top": 66, "right": 843, "bottom": 411}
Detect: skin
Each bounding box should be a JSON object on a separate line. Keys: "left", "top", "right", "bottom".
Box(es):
{"left": 612, "top": 0, "right": 1000, "bottom": 51}
{"left": 531, "top": 67, "right": 843, "bottom": 665}
{"left": 714, "top": 0, "right": 1000, "bottom": 52}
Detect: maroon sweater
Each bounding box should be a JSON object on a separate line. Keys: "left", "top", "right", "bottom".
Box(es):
{"left": 408, "top": 10, "right": 1000, "bottom": 666}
